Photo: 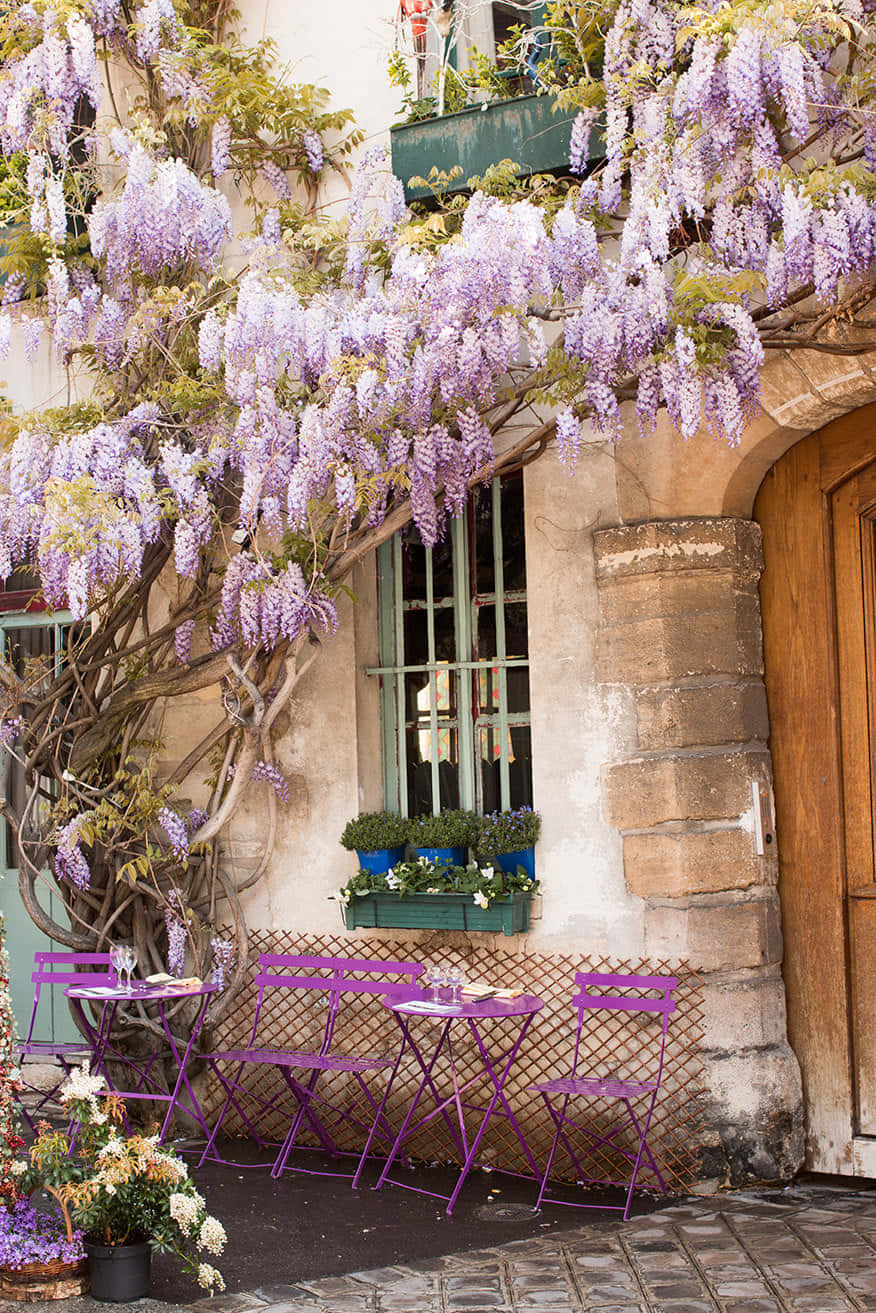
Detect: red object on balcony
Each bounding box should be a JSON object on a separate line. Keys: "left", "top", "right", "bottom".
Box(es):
{"left": 400, "top": 0, "right": 431, "bottom": 39}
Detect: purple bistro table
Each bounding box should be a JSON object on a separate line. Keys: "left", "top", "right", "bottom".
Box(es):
{"left": 374, "top": 986, "right": 545, "bottom": 1214}
{"left": 65, "top": 980, "right": 216, "bottom": 1141}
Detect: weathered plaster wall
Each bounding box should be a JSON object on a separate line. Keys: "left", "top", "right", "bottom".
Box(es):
{"left": 524, "top": 442, "right": 641, "bottom": 952}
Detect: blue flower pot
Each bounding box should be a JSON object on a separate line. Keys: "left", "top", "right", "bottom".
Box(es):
{"left": 415, "top": 846, "right": 467, "bottom": 867}
{"left": 493, "top": 846, "right": 536, "bottom": 880}
{"left": 356, "top": 846, "right": 406, "bottom": 876}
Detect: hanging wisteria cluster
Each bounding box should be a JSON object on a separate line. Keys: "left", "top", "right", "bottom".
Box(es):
{"left": 1, "top": 0, "right": 875, "bottom": 1052}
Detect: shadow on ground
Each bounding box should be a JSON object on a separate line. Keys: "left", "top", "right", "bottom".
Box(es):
{"left": 148, "top": 1138, "right": 670, "bottom": 1303}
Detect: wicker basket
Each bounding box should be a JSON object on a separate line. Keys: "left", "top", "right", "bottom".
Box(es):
{"left": 0, "top": 1257, "right": 89, "bottom": 1302}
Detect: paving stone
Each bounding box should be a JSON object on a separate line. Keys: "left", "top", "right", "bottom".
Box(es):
{"left": 443, "top": 1296, "right": 506, "bottom": 1309}
{"left": 785, "top": 1298, "right": 854, "bottom": 1312}
{"left": 645, "top": 1284, "right": 706, "bottom": 1298}
{"left": 508, "top": 1292, "right": 575, "bottom": 1307}
{"left": 573, "top": 1257, "right": 623, "bottom": 1270}
{"left": 512, "top": 1275, "right": 573, "bottom": 1289}
{"left": 252, "top": 1304, "right": 322, "bottom": 1313}
{"left": 714, "top": 1282, "right": 774, "bottom": 1298}
{"left": 446, "top": 1277, "right": 504, "bottom": 1291}
{"left": 188, "top": 1296, "right": 266, "bottom": 1313}
{"left": 576, "top": 1286, "right": 639, "bottom": 1302}
{"left": 720, "top": 1302, "right": 780, "bottom": 1313}
{"left": 646, "top": 1303, "right": 714, "bottom": 1313}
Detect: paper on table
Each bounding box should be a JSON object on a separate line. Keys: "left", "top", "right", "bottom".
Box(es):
{"left": 146, "top": 974, "right": 201, "bottom": 989}
{"left": 389, "top": 999, "right": 459, "bottom": 1014}
{"left": 74, "top": 985, "right": 119, "bottom": 998}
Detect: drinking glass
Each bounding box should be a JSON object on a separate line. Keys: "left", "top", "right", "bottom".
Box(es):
{"left": 109, "top": 944, "right": 127, "bottom": 987}
{"left": 446, "top": 967, "right": 464, "bottom": 1005}
{"left": 122, "top": 945, "right": 138, "bottom": 990}
{"left": 424, "top": 966, "right": 443, "bottom": 1000}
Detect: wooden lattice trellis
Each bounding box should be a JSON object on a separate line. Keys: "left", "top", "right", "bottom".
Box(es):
{"left": 204, "top": 931, "right": 705, "bottom": 1192}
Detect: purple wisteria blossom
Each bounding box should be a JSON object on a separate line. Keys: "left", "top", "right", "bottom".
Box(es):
{"left": 210, "top": 936, "right": 234, "bottom": 988}
{"left": 164, "top": 891, "right": 188, "bottom": 975}
{"left": 159, "top": 806, "right": 190, "bottom": 861}
{"left": 54, "top": 815, "right": 92, "bottom": 891}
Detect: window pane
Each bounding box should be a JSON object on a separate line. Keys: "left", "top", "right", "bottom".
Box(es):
{"left": 473, "top": 485, "right": 495, "bottom": 595}
{"left": 476, "top": 603, "right": 497, "bottom": 660}
{"left": 509, "top": 725, "right": 533, "bottom": 808}
{"left": 434, "top": 604, "right": 456, "bottom": 662}
{"left": 504, "top": 602, "right": 528, "bottom": 659}
{"left": 407, "top": 728, "right": 460, "bottom": 815}
{"left": 404, "top": 608, "right": 429, "bottom": 665}
{"left": 477, "top": 664, "right": 499, "bottom": 715}
{"left": 431, "top": 536, "right": 455, "bottom": 600}
{"left": 402, "top": 526, "right": 428, "bottom": 601}
{"left": 405, "top": 670, "right": 458, "bottom": 721}
{"left": 405, "top": 670, "right": 430, "bottom": 720}
{"left": 478, "top": 725, "right": 533, "bottom": 813}
{"left": 501, "top": 476, "right": 526, "bottom": 591}
{"left": 507, "top": 666, "right": 530, "bottom": 715}
{"left": 478, "top": 729, "right": 501, "bottom": 813}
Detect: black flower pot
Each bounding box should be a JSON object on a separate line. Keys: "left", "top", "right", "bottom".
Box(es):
{"left": 85, "top": 1241, "right": 151, "bottom": 1303}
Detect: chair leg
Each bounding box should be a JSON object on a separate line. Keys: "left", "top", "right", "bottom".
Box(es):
{"left": 198, "top": 1061, "right": 248, "bottom": 1167}
{"left": 534, "top": 1091, "right": 571, "bottom": 1211}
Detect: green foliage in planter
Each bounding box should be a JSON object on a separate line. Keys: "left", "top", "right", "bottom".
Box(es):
{"left": 339, "top": 855, "right": 538, "bottom": 907}
{"left": 407, "top": 809, "right": 478, "bottom": 849}
{"left": 339, "top": 811, "right": 409, "bottom": 851}
{"left": 475, "top": 806, "right": 541, "bottom": 857}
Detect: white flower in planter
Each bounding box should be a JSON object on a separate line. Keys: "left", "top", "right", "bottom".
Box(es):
{"left": 472, "top": 890, "right": 490, "bottom": 909}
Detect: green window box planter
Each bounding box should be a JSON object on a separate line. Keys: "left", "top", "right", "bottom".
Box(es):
{"left": 390, "top": 93, "right": 580, "bottom": 203}
{"left": 344, "top": 890, "right": 531, "bottom": 936}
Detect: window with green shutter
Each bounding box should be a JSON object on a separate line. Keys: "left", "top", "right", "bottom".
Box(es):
{"left": 370, "top": 475, "right": 532, "bottom": 817}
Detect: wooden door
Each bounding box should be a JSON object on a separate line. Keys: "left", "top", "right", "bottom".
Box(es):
{"left": 757, "top": 403, "right": 876, "bottom": 1174}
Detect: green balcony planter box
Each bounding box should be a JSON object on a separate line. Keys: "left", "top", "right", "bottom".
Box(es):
{"left": 344, "top": 889, "right": 531, "bottom": 936}
{"left": 390, "top": 93, "right": 579, "bottom": 202}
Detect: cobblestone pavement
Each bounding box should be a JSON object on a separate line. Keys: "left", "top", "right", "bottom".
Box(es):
{"left": 186, "top": 1184, "right": 876, "bottom": 1313}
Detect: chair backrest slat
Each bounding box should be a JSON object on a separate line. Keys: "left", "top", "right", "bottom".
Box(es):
{"left": 25, "top": 951, "right": 115, "bottom": 1046}
{"left": 572, "top": 992, "right": 675, "bottom": 1015}
{"left": 568, "top": 969, "right": 678, "bottom": 1083}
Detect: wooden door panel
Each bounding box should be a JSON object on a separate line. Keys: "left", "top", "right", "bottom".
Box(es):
{"left": 757, "top": 431, "right": 854, "bottom": 1173}
{"left": 849, "top": 895, "right": 876, "bottom": 1131}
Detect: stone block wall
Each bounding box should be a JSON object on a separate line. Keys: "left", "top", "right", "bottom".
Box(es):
{"left": 593, "top": 517, "right": 804, "bottom": 1185}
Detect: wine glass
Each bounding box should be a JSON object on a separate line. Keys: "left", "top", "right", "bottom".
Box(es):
{"left": 109, "top": 944, "right": 127, "bottom": 988}
{"left": 446, "top": 966, "right": 464, "bottom": 1005}
{"left": 121, "top": 945, "right": 138, "bottom": 991}
{"left": 424, "top": 966, "right": 443, "bottom": 1000}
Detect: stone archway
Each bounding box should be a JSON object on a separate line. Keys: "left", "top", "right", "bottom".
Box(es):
{"left": 592, "top": 354, "right": 876, "bottom": 1182}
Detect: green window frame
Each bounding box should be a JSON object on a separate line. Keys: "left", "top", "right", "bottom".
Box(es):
{"left": 0, "top": 605, "right": 79, "bottom": 1041}
{"left": 368, "top": 476, "right": 532, "bottom": 817}
{"left": 0, "top": 608, "right": 75, "bottom": 874}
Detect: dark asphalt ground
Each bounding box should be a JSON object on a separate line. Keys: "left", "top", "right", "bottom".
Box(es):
{"left": 148, "top": 1138, "right": 669, "bottom": 1304}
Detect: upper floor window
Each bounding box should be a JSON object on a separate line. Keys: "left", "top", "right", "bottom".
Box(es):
{"left": 373, "top": 476, "right": 532, "bottom": 817}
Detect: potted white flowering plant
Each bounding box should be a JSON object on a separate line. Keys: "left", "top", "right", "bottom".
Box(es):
{"left": 11, "top": 1064, "right": 226, "bottom": 1302}
{"left": 339, "top": 856, "right": 537, "bottom": 936}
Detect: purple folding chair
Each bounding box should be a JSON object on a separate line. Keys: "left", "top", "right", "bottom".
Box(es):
{"left": 14, "top": 951, "right": 116, "bottom": 1129}
{"left": 199, "top": 953, "right": 423, "bottom": 1185}
{"left": 531, "top": 971, "right": 677, "bottom": 1220}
